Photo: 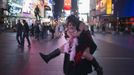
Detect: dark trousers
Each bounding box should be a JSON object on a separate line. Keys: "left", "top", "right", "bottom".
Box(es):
{"left": 16, "top": 33, "right": 22, "bottom": 45}
{"left": 63, "top": 53, "right": 92, "bottom": 75}
{"left": 22, "top": 33, "right": 31, "bottom": 46}
{"left": 35, "top": 32, "right": 40, "bottom": 40}
{"left": 40, "top": 31, "right": 44, "bottom": 39}
{"left": 63, "top": 53, "right": 75, "bottom": 75}
{"left": 35, "top": 14, "right": 40, "bottom": 20}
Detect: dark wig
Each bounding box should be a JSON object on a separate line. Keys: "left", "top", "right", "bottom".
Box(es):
{"left": 66, "top": 15, "right": 80, "bottom": 31}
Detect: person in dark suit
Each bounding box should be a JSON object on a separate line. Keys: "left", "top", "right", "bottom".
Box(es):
{"left": 22, "top": 20, "right": 31, "bottom": 47}
{"left": 16, "top": 20, "right": 23, "bottom": 46}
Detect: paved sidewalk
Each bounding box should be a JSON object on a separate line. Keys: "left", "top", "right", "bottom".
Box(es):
{"left": 0, "top": 32, "right": 134, "bottom": 75}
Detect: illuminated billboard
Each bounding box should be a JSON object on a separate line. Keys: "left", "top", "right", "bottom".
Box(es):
{"left": 8, "top": 0, "right": 51, "bottom": 18}
{"left": 64, "top": 0, "right": 71, "bottom": 10}
{"left": 8, "top": 0, "right": 23, "bottom": 5}
{"left": 7, "top": 0, "right": 23, "bottom": 16}
{"left": 106, "top": 0, "right": 112, "bottom": 15}
{"left": 96, "top": 0, "right": 106, "bottom": 15}
{"left": 78, "top": 0, "right": 89, "bottom": 13}
{"left": 96, "top": 0, "right": 112, "bottom": 15}
{"left": 22, "top": 0, "right": 33, "bottom": 13}
{"left": 22, "top": 0, "right": 49, "bottom": 17}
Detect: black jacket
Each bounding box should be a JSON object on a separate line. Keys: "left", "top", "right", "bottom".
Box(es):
{"left": 16, "top": 22, "right": 23, "bottom": 34}
{"left": 23, "top": 22, "right": 29, "bottom": 33}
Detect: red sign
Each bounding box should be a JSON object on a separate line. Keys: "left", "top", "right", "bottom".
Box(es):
{"left": 64, "top": 0, "right": 71, "bottom": 10}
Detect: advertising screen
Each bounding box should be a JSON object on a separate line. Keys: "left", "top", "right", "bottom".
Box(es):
{"left": 8, "top": 0, "right": 23, "bottom": 5}
{"left": 8, "top": 0, "right": 23, "bottom": 16}
{"left": 22, "top": 0, "right": 33, "bottom": 13}
{"left": 78, "top": 0, "right": 89, "bottom": 13}
{"left": 96, "top": 0, "right": 106, "bottom": 15}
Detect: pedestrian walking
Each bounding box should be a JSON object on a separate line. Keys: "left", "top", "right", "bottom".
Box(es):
{"left": 91, "top": 25, "right": 95, "bottom": 35}
{"left": 30, "top": 23, "right": 34, "bottom": 37}
{"left": 34, "top": 22, "right": 40, "bottom": 40}
{"left": 49, "top": 24, "right": 55, "bottom": 40}
{"left": 22, "top": 20, "right": 31, "bottom": 47}
{"left": 16, "top": 20, "right": 23, "bottom": 46}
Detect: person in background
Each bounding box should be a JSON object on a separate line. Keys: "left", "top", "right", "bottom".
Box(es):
{"left": 90, "top": 24, "right": 95, "bottom": 35}
{"left": 58, "top": 21, "right": 64, "bottom": 37}
{"left": 16, "top": 20, "right": 23, "bottom": 46}
{"left": 34, "top": 22, "right": 40, "bottom": 40}
{"left": 49, "top": 24, "right": 55, "bottom": 40}
{"left": 34, "top": 5, "right": 40, "bottom": 20}
{"left": 22, "top": 20, "right": 31, "bottom": 47}
{"left": 30, "top": 23, "right": 34, "bottom": 37}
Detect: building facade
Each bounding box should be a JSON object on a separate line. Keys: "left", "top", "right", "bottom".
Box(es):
{"left": 0, "top": 0, "right": 53, "bottom": 30}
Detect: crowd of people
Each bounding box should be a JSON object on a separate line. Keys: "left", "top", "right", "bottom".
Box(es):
{"left": 30, "top": 20, "right": 64, "bottom": 40}
{"left": 16, "top": 19, "right": 65, "bottom": 48}
{"left": 15, "top": 14, "right": 103, "bottom": 75}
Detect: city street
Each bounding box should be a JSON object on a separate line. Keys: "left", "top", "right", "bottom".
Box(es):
{"left": 0, "top": 32, "right": 134, "bottom": 75}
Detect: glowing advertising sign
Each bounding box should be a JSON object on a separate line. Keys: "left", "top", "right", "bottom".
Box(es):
{"left": 106, "top": 0, "right": 112, "bottom": 15}
{"left": 8, "top": 0, "right": 23, "bottom": 16}
{"left": 22, "top": 0, "right": 48, "bottom": 17}
{"left": 9, "top": 0, "right": 23, "bottom": 5}
{"left": 64, "top": 0, "right": 71, "bottom": 10}
{"left": 96, "top": 0, "right": 106, "bottom": 15}
{"left": 22, "top": 0, "right": 33, "bottom": 14}
{"left": 78, "top": 0, "right": 89, "bottom": 13}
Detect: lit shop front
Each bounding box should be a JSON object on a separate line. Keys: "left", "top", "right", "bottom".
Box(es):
{"left": 6, "top": 0, "right": 52, "bottom": 28}
{"left": 92, "top": 0, "right": 113, "bottom": 26}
